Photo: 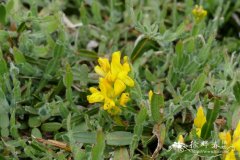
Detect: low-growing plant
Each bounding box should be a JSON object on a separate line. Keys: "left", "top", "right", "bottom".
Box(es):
{"left": 0, "top": 0, "right": 240, "bottom": 160}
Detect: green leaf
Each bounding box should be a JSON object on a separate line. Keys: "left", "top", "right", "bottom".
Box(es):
{"left": 73, "top": 131, "right": 97, "bottom": 144}
{"left": 151, "top": 92, "right": 164, "bottom": 123}
{"left": 40, "top": 15, "right": 59, "bottom": 34}
{"left": 131, "top": 37, "right": 159, "bottom": 62}
{"left": 114, "top": 147, "right": 130, "bottom": 160}
{"left": 28, "top": 116, "right": 41, "bottom": 128}
{"left": 63, "top": 64, "right": 73, "bottom": 88}
{"left": 64, "top": 65, "right": 73, "bottom": 103}
{"left": 35, "top": 57, "right": 60, "bottom": 93}
{"left": 130, "top": 107, "right": 147, "bottom": 157}
{"left": 201, "top": 100, "right": 221, "bottom": 140}
{"left": 74, "top": 64, "right": 89, "bottom": 85}
{"left": 41, "top": 122, "right": 62, "bottom": 132}
{"left": 91, "top": 0, "right": 102, "bottom": 24}
{"left": 59, "top": 102, "right": 69, "bottom": 118}
{"left": 106, "top": 131, "right": 133, "bottom": 146}
{"left": 80, "top": 3, "right": 88, "bottom": 25}
{"left": 6, "top": 0, "right": 14, "bottom": 13}
{"left": 175, "top": 40, "right": 184, "bottom": 69}
{"left": 13, "top": 47, "right": 26, "bottom": 64}
{"left": 0, "top": 113, "right": 9, "bottom": 128}
{"left": 77, "top": 49, "right": 98, "bottom": 59}
{"left": 233, "top": 81, "right": 240, "bottom": 104}
{"left": 1, "top": 127, "right": 9, "bottom": 137}
{"left": 10, "top": 109, "right": 19, "bottom": 139}
{"left": 24, "top": 146, "right": 37, "bottom": 159}
{"left": 191, "top": 73, "right": 207, "bottom": 94}
{"left": 0, "top": 88, "right": 10, "bottom": 113}
{"left": 92, "top": 129, "right": 105, "bottom": 160}
{"left": 0, "top": 58, "right": 8, "bottom": 76}
{"left": 183, "top": 73, "right": 207, "bottom": 100}
{"left": 31, "top": 128, "right": 42, "bottom": 138}
{"left": 0, "top": 5, "right": 6, "bottom": 24}
{"left": 17, "top": 22, "right": 27, "bottom": 33}
{"left": 144, "top": 68, "right": 157, "bottom": 82}
{"left": 163, "top": 23, "right": 185, "bottom": 42}
{"left": 53, "top": 42, "right": 65, "bottom": 58}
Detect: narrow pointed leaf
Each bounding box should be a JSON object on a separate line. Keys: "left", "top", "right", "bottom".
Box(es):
{"left": 106, "top": 131, "right": 133, "bottom": 146}
{"left": 151, "top": 92, "right": 164, "bottom": 123}
{"left": 131, "top": 37, "right": 159, "bottom": 62}
{"left": 92, "top": 129, "right": 105, "bottom": 160}
{"left": 0, "top": 5, "right": 6, "bottom": 24}
{"left": 233, "top": 81, "right": 240, "bottom": 104}
{"left": 201, "top": 100, "right": 221, "bottom": 139}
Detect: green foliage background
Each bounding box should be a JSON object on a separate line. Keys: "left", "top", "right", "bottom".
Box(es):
{"left": 0, "top": 0, "right": 240, "bottom": 159}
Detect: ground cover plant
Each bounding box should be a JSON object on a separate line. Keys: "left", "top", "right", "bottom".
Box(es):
{"left": 0, "top": 0, "right": 240, "bottom": 159}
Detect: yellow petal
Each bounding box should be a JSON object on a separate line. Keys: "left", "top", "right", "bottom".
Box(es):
{"left": 119, "top": 93, "right": 130, "bottom": 107}
{"left": 118, "top": 72, "right": 134, "bottom": 87}
{"left": 122, "top": 56, "right": 131, "bottom": 73}
{"left": 111, "top": 51, "right": 122, "bottom": 75}
{"left": 105, "top": 72, "right": 117, "bottom": 82}
{"left": 114, "top": 79, "right": 126, "bottom": 96}
{"left": 196, "top": 128, "right": 201, "bottom": 137}
{"left": 233, "top": 139, "right": 240, "bottom": 153}
{"left": 122, "top": 62, "right": 130, "bottom": 73}
{"left": 178, "top": 135, "right": 184, "bottom": 143}
{"left": 87, "top": 92, "right": 104, "bottom": 103}
{"left": 233, "top": 121, "right": 240, "bottom": 142}
{"left": 194, "top": 106, "right": 206, "bottom": 129}
{"left": 94, "top": 66, "right": 106, "bottom": 77}
{"left": 103, "top": 98, "right": 115, "bottom": 110}
{"left": 99, "top": 78, "right": 114, "bottom": 97}
{"left": 219, "top": 131, "right": 232, "bottom": 147}
{"left": 192, "top": 5, "right": 207, "bottom": 22}
{"left": 89, "top": 87, "right": 99, "bottom": 93}
{"left": 149, "top": 90, "right": 153, "bottom": 102}
{"left": 123, "top": 56, "right": 128, "bottom": 63}
{"left": 98, "top": 58, "right": 110, "bottom": 73}
{"left": 225, "top": 150, "right": 236, "bottom": 160}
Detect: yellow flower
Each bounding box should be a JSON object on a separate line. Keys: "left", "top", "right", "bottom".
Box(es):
{"left": 114, "top": 79, "right": 126, "bottom": 96}
{"left": 219, "top": 121, "right": 240, "bottom": 160}
{"left": 110, "top": 51, "right": 134, "bottom": 87}
{"left": 119, "top": 93, "right": 130, "bottom": 107}
{"left": 87, "top": 87, "right": 104, "bottom": 103}
{"left": 219, "top": 131, "right": 232, "bottom": 147}
{"left": 94, "top": 58, "right": 110, "bottom": 77}
{"left": 148, "top": 90, "right": 153, "bottom": 102}
{"left": 87, "top": 51, "right": 134, "bottom": 115}
{"left": 194, "top": 106, "right": 206, "bottom": 137}
{"left": 95, "top": 51, "right": 134, "bottom": 90}
{"left": 225, "top": 150, "right": 236, "bottom": 160}
{"left": 178, "top": 135, "right": 184, "bottom": 143}
{"left": 192, "top": 5, "right": 207, "bottom": 22}
{"left": 103, "top": 98, "right": 115, "bottom": 110}
{"left": 99, "top": 78, "right": 114, "bottom": 98}
{"left": 233, "top": 122, "right": 240, "bottom": 152}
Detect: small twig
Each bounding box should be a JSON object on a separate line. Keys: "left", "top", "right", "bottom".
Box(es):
{"left": 32, "top": 136, "right": 71, "bottom": 152}
{"left": 151, "top": 124, "right": 165, "bottom": 159}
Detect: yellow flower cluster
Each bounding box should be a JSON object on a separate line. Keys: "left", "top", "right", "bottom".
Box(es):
{"left": 219, "top": 122, "right": 240, "bottom": 160}
{"left": 192, "top": 5, "right": 207, "bottom": 22}
{"left": 87, "top": 51, "right": 134, "bottom": 115}
{"left": 194, "top": 106, "right": 206, "bottom": 137}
